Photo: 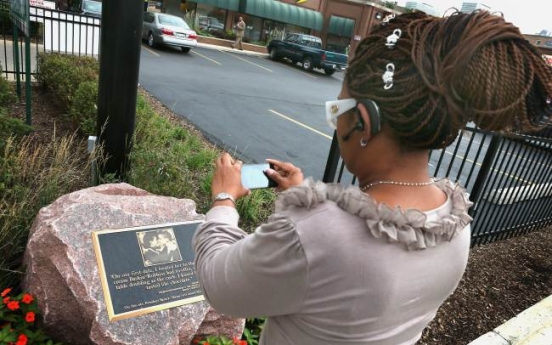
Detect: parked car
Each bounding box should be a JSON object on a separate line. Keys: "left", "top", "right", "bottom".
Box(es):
{"left": 81, "top": 0, "right": 101, "bottom": 18}
{"left": 142, "top": 12, "right": 198, "bottom": 53}
{"left": 198, "top": 16, "right": 224, "bottom": 33}
{"left": 267, "top": 33, "right": 348, "bottom": 75}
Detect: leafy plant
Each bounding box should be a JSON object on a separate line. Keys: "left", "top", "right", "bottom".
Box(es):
{"left": 192, "top": 335, "right": 247, "bottom": 345}
{"left": 0, "top": 288, "right": 64, "bottom": 345}
{"left": 0, "top": 64, "right": 15, "bottom": 106}
{"left": 0, "top": 108, "right": 32, "bottom": 151}
{"left": 35, "top": 53, "right": 98, "bottom": 111}
{"left": 69, "top": 80, "right": 98, "bottom": 135}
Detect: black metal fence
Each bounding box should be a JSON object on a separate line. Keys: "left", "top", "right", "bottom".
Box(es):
{"left": 0, "top": 0, "right": 101, "bottom": 80}
{"left": 323, "top": 126, "right": 552, "bottom": 246}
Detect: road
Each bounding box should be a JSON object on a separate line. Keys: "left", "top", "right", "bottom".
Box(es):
{"left": 138, "top": 44, "right": 552, "bottom": 196}
{"left": 138, "top": 44, "right": 344, "bottom": 181}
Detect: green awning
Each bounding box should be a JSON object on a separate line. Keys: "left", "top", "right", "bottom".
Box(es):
{"left": 241, "top": 0, "right": 323, "bottom": 31}
{"left": 328, "top": 15, "right": 355, "bottom": 37}
{"left": 190, "top": 0, "right": 240, "bottom": 11}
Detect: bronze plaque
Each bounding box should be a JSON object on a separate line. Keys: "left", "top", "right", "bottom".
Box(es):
{"left": 92, "top": 221, "right": 205, "bottom": 321}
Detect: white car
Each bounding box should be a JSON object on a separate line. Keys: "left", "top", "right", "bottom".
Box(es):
{"left": 142, "top": 12, "right": 198, "bottom": 53}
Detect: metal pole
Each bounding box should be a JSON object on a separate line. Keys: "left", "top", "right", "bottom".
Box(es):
{"left": 24, "top": 34, "right": 31, "bottom": 125}
{"left": 322, "top": 131, "right": 340, "bottom": 183}
{"left": 12, "top": 23, "right": 21, "bottom": 98}
{"left": 96, "top": 0, "right": 143, "bottom": 181}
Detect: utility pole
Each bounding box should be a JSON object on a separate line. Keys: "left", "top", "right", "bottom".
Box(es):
{"left": 96, "top": 0, "right": 143, "bottom": 181}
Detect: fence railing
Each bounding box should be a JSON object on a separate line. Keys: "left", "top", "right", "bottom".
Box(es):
{"left": 0, "top": 0, "right": 101, "bottom": 80}
{"left": 323, "top": 126, "right": 552, "bottom": 247}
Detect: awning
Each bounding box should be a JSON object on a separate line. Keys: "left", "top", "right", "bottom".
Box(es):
{"left": 328, "top": 15, "right": 355, "bottom": 37}
{"left": 190, "top": 0, "right": 240, "bottom": 11}
{"left": 241, "top": 0, "right": 323, "bottom": 31}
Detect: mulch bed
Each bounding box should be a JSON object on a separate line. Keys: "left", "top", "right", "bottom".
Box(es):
{"left": 8, "top": 85, "right": 552, "bottom": 345}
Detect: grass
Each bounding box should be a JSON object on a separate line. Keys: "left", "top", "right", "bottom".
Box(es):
{"left": 1, "top": 133, "right": 92, "bottom": 288}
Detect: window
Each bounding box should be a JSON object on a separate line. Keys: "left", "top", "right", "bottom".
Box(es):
{"left": 158, "top": 14, "right": 188, "bottom": 28}
{"left": 536, "top": 40, "right": 542, "bottom": 45}
{"left": 144, "top": 12, "right": 155, "bottom": 23}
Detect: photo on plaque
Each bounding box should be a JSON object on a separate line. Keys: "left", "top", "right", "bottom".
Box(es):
{"left": 138, "top": 228, "right": 183, "bottom": 267}
{"left": 92, "top": 220, "right": 205, "bottom": 321}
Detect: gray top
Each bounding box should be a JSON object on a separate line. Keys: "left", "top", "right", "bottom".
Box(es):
{"left": 193, "top": 178, "right": 472, "bottom": 345}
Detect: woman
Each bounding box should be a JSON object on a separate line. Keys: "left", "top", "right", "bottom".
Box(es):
{"left": 193, "top": 11, "right": 552, "bottom": 344}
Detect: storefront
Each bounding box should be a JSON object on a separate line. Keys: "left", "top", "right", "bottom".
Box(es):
{"left": 325, "top": 15, "right": 355, "bottom": 54}
{"left": 157, "top": 0, "right": 402, "bottom": 52}
{"left": 238, "top": 0, "right": 323, "bottom": 44}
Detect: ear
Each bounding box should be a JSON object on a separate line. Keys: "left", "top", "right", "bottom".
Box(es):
{"left": 356, "top": 102, "right": 373, "bottom": 140}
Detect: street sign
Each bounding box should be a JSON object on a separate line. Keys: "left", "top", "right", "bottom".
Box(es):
{"left": 10, "top": 0, "right": 30, "bottom": 36}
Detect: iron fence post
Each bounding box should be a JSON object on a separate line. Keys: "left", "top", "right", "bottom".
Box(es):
{"left": 12, "top": 22, "right": 21, "bottom": 98}
{"left": 24, "top": 34, "right": 31, "bottom": 125}
{"left": 322, "top": 131, "right": 340, "bottom": 183}
{"left": 468, "top": 133, "right": 503, "bottom": 216}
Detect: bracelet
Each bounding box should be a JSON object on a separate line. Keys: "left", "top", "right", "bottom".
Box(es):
{"left": 213, "top": 192, "right": 236, "bottom": 204}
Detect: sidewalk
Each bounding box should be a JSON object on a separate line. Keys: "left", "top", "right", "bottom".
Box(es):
{"left": 196, "top": 37, "right": 268, "bottom": 58}
{"left": 468, "top": 295, "right": 552, "bottom": 345}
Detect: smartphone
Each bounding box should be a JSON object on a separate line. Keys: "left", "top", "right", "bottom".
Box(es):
{"left": 241, "top": 163, "right": 278, "bottom": 189}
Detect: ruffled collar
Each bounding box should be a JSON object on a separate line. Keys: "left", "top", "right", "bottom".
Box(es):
{"left": 275, "top": 178, "right": 473, "bottom": 250}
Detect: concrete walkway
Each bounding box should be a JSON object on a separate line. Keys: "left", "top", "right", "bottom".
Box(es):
{"left": 468, "top": 295, "right": 552, "bottom": 345}
{"left": 197, "top": 41, "right": 268, "bottom": 58}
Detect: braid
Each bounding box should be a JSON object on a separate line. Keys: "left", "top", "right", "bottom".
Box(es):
{"left": 345, "top": 11, "right": 552, "bottom": 150}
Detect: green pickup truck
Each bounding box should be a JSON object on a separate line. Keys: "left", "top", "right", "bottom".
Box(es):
{"left": 267, "top": 33, "right": 348, "bottom": 76}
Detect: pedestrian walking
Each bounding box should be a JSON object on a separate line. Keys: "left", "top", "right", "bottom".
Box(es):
{"left": 232, "top": 16, "right": 246, "bottom": 50}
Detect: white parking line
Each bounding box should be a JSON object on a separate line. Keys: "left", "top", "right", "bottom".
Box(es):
{"left": 191, "top": 50, "right": 222, "bottom": 65}
{"left": 268, "top": 109, "right": 332, "bottom": 140}
{"left": 142, "top": 46, "right": 160, "bottom": 57}
{"left": 441, "top": 150, "right": 532, "bottom": 184}
{"left": 224, "top": 52, "right": 272, "bottom": 72}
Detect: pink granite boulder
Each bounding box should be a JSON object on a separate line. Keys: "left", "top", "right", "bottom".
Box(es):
{"left": 22, "top": 183, "right": 244, "bottom": 345}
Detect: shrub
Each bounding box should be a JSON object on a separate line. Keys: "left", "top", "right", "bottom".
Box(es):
{"left": 69, "top": 80, "right": 98, "bottom": 135}
{"left": 0, "top": 108, "right": 32, "bottom": 151}
{"left": 35, "top": 53, "right": 98, "bottom": 111}
{"left": 0, "top": 63, "right": 15, "bottom": 106}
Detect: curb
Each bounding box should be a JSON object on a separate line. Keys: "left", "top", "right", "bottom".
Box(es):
{"left": 468, "top": 295, "right": 552, "bottom": 345}
{"left": 196, "top": 42, "right": 268, "bottom": 58}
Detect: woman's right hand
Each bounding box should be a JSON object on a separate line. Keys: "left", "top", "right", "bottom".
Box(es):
{"left": 265, "top": 159, "right": 304, "bottom": 192}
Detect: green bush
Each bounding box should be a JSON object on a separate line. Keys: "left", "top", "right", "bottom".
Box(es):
{"left": 36, "top": 53, "right": 98, "bottom": 111}
{"left": 0, "top": 63, "right": 15, "bottom": 106}
{"left": 69, "top": 80, "right": 98, "bottom": 135}
{"left": 0, "top": 108, "right": 32, "bottom": 151}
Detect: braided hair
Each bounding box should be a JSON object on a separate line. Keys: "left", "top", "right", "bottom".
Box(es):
{"left": 345, "top": 11, "right": 552, "bottom": 149}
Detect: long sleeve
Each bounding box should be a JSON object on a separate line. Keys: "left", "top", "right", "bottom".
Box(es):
{"left": 192, "top": 206, "right": 309, "bottom": 318}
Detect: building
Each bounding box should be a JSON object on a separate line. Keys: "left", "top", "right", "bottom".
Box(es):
{"left": 159, "top": 0, "right": 405, "bottom": 56}
{"left": 524, "top": 34, "right": 552, "bottom": 64}
{"left": 460, "top": 2, "right": 491, "bottom": 13}
{"left": 404, "top": 2, "right": 439, "bottom": 17}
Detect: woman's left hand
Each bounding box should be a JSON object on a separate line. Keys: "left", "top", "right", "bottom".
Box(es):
{"left": 211, "top": 153, "right": 250, "bottom": 201}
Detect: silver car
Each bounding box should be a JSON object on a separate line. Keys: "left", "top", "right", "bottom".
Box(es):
{"left": 142, "top": 12, "right": 198, "bottom": 53}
